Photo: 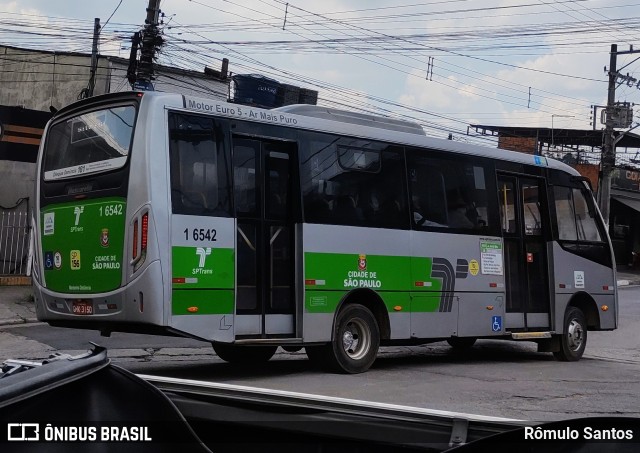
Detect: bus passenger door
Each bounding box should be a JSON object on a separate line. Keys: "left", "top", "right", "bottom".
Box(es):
{"left": 233, "top": 137, "right": 297, "bottom": 338}
{"left": 498, "top": 175, "right": 551, "bottom": 330}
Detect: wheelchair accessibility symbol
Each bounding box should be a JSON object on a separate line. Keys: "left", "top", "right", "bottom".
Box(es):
{"left": 492, "top": 316, "right": 502, "bottom": 332}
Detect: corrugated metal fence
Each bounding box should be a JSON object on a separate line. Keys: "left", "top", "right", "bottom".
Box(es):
{"left": 0, "top": 198, "right": 32, "bottom": 276}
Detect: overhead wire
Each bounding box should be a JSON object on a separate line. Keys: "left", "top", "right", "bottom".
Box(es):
{"left": 174, "top": 0, "right": 591, "bottom": 120}
{"left": 0, "top": 2, "right": 632, "bottom": 142}
{"left": 257, "top": 0, "right": 597, "bottom": 114}
{"left": 158, "top": 0, "right": 624, "bottom": 141}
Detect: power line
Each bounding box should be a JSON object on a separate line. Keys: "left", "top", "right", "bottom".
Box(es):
{"left": 175, "top": 0, "right": 597, "bottom": 116}
{"left": 271, "top": 0, "right": 606, "bottom": 82}
{"left": 103, "top": 0, "right": 124, "bottom": 30}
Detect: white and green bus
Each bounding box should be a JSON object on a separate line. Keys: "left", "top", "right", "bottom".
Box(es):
{"left": 33, "top": 91, "right": 618, "bottom": 373}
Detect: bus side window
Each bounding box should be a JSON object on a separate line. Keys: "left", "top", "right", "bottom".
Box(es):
{"left": 410, "top": 167, "right": 448, "bottom": 227}
{"left": 409, "top": 152, "right": 490, "bottom": 232}
{"left": 499, "top": 180, "right": 517, "bottom": 234}
{"left": 168, "top": 112, "right": 231, "bottom": 217}
{"left": 554, "top": 186, "right": 602, "bottom": 242}
{"left": 299, "top": 132, "right": 408, "bottom": 229}
{"left": 554, "top": 186, "right": 578, "bottom": 240}
{"left": 233, "top": 142, "right": 259, "bottom": 218}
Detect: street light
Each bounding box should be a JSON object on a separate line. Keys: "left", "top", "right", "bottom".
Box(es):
{"left": 551, "top": 114, "right": 575, "bottom": 148}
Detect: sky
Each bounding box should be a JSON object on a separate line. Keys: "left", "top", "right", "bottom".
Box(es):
{"left": 1, "top": 0, "right": 639, "bottom": 146}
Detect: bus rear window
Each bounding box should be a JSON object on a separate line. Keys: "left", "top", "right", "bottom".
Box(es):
{"left": 43, "top": 105, "right": 136, "bottom": 181}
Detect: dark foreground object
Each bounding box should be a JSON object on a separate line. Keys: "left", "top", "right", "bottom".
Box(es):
{"left": 1, "top": 345, "right": 637, "bottom": 452}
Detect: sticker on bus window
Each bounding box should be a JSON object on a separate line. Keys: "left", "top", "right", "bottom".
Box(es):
{"left": 480, "top": 239, "right": 503, "bottom": 275}
{"left": 43, "top": 212, "right": 55, "bottom": 236}
{"left": 469, "top": 259, "right": 479, "bottom": 276}
{"left": 70, "top": 250, "right": 81, "bottom": 270}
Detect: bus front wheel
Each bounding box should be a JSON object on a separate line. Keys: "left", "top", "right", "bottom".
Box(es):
{"left": 307, "top": 303, "right": 380, "bottom": 374}
{"left": 553, "top": 306, "right": 587, "bottom": 362}
{"left": 212, "top": 343, "right": 277, "bottom": 364}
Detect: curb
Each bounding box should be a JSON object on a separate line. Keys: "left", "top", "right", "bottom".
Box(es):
{"left": 0, "top": 276, "right": 32, "bottom": 286}
{"left": 0, "top": 317, "right": 39, "bottom": 327}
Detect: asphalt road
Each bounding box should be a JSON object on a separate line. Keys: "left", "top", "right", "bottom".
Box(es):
{"left": 3, "top": 286, "right": 640, "bottom": 422}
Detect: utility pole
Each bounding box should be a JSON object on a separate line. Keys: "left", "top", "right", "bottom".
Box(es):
{"left": 134, "top": 0, "right": 162, "bottom": 90}
{"left": 597, "top": 44, "right": 617, "bottom": 228}
{"left": 598, "top": 44, "right": 640, "bottom": 228}
{"left": 126, "top": 32, "right": 141, "bottom": 86}
{"left": 79, "top": 18, "right": 100, "bottom": 99}
{"left": 88, "top": 18, "right": 101, "bottom": 96}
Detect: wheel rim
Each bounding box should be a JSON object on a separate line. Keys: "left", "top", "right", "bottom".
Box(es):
{"left": 341, "top": 318, "right": 371, "bottom": 360}
{"left": 567, "top": 318, "right": 585, "bottom": 352}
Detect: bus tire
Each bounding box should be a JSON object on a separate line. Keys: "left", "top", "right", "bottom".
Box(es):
{"left": 326, "top": 303, "right": 380, "bottom": 374}
{"left": 446, "top": 337, "right": 477, "bottom": 350}
{"left": 553, "top": 306, "right": 587, "bottom": 362}
{"left": 212, "top": 343, "right": 277, "bottom": 364}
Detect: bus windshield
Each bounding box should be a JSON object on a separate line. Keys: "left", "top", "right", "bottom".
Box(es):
{"left": 43, "top": 104, "right": 136, "bottom": 181}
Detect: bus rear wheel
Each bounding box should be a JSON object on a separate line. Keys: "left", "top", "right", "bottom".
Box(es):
{"left": 212, "top": 343, "right": 277, "bottom": 364}
{"left": 307, "top": 304, "right": 380, "bottom": 374}
{"left": 553, "top": 306, "right": 587, "bottom": 362}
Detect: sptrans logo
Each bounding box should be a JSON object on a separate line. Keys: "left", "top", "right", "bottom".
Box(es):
{"left": 73, "top": 206, "right": 84, "bottom": 226}
{"left": 193, "top": 247, "right": 213, "bottom": 275}
{"left": 71, "top": 206, "right": 85, "bottom": 233}
{"left": 196, "top": 247, "right": 211, "bottom": 268}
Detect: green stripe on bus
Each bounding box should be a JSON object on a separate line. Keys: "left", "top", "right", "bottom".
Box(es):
{"left": 305, "top": 291, "right": 439, "bottom": 313}
{"left": 305, "top": 252, "right": 410, "bottom": 291}
{"left": 172, "top": 246, "right": 234, "bottom": 288}
{"left": 304, "top": 252, "right": 443, "bottom": 292}
{"left": 172, "top": 289, "right": 234, "bottom": 315}
{"left": 41, "top": 197, "right": 126, "bottom": 294}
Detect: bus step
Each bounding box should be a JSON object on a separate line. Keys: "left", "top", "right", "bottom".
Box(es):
{"left": 511, "top": 332, "right": 552, "bottom": 340}
{"left": 234, "top": 338, "right": 303, "bottom": 345}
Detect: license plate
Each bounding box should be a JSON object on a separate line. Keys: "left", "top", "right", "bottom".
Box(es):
{"left": 72, "top": 300, "right": 93, "bottom": 315}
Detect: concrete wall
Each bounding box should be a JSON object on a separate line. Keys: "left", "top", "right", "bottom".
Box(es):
{"left": 0, "top": 45, "right": 229, "bottom": 111}
{"left": 0, "top": 46, "right": 110, "bottom": 111}
{"left": 0, "top": 161, "right": 34, "bottom": 208}
{"left": 108, "top": 60, "right": 229, "bottom": 101}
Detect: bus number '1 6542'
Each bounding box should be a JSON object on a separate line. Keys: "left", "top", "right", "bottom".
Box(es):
{"left": 99, "top": 204, "right": 123, "bottom": 216}
{"left": 184, "top": 228, "right": 217, "bottom": 242}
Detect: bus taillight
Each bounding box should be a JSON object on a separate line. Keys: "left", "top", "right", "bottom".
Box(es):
{"left": 141, "top": 213, "right": 148, "bottom": 251}
{"left": 132, "top": 212, "right": 149, "bottom": 272}
{"left": 132, "top": 219, "right": 139, "bottom": 260}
